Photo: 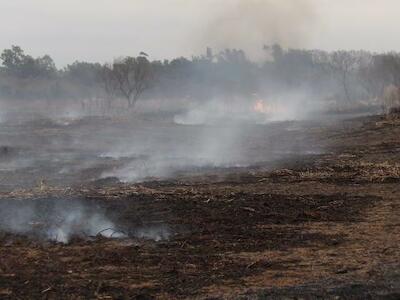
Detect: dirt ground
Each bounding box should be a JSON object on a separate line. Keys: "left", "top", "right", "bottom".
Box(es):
{"left": 0, "top": 115, "right": 399, "bottom": 299}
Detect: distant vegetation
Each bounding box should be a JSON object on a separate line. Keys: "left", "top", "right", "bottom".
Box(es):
{"left": 1, "top": 44, "right": 400, "bottom": 114}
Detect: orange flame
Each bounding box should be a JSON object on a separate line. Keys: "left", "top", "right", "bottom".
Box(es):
{"left": 253, "top": 100, "right": 265, "bottom": 113}
{"left": 253, "top": 99, "right": 285, "bottom": 114}
{"left": 253, "top": 99, "right": 276, "bottom": 114}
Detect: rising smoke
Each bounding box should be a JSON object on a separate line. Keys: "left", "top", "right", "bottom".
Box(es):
{"left": 198, "top": 0, "right": 317, "bottom": 61}
{"left": 0, "top": 1, "right": 326, "bottom": 188}
{"left": 0, "top": 199, "right": 115, "bottom": 243}
{"left": 0, "top": 199, "right": 170, "bottom": 243}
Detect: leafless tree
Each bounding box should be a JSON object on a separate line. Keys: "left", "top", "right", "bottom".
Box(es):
{"left": 99, "top": 63, "right": 118, "bottom": 112}
{"left": 358, "top": 55, "right": 384, "bottom": 100}
{"left": 111, "top": 55, "right": 153, "bottom": 109}
{"left": 328, "top": 51, "right": 361, "bottom": 103}
{"left": 382, "top": 84, "right": 400, "bottom": 115}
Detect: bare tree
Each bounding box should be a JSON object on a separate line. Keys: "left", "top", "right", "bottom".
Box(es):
{"left": 375, "top": 53, "right": 400, "bottom": 86}
{"left": 110, "top": 54, "right": 153, "bottom": 109}
{"left": 328, "top": 51, "right": 361, "bottom": 103}
{"left": 358, "top": 55, "right": 384, "bottom": 100}
{"left": 382, "top": 84, "right": 400, "bottom": 115}
{"left": 99, "top": 63, "right": 118, "bottom": 112}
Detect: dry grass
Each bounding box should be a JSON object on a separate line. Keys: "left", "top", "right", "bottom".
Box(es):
{"left": 352, "top": 161, "right": 398, "bottom": 180}
{"left": 269, "top": 160, "right": 400, "bottom": 183}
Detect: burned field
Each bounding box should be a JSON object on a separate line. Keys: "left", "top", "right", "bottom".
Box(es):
{"left": 0, "top": 115, "right": 399, "bottom": 299}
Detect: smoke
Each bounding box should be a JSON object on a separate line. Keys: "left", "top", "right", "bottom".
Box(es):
{"left": 100, "top": 97, "right": 326, "bottom": 184}
{"left": 100, "top": 115, "right": 249, "bottom": 183}
{"left": 199, "top": 0, "right": 317, "bottom": 61}
{"left": 0, "top": 0, "right": 324, "bottom": 195}
{"left": 253, "top": 91, "right": 326, "bottom": 123}
{"left": 173, "top": 100, "right": 256, "bottom": 125}
{"left": 173, "top": 91, "right": 324, "bottom": 125}
{"left": 0, "top": 199, "right": 170, "bottom": 244}
{"left": 0, "top": 199, "right": 120, "bottom": 243}
{"left": 134, "top": 225, "right": 171, "bottom": 242}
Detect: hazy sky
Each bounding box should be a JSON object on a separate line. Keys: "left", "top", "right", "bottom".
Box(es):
{"left": 0, "top": 0, "right": 399, "bottom": 66}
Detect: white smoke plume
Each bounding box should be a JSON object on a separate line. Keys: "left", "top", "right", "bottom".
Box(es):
{"left": 0, "top": 199, "right": 122, "bottom": 243}
{"left": 0, "top": 199, "right": 170, "bottom": 244}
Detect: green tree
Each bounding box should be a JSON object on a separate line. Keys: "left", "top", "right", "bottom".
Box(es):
{"left": 0, "top": 45, "right": 56, "bottom": 78}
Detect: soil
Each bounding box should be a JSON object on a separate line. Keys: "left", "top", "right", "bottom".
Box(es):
{"left": 0, "top": 115, "right": 399, "bottom": 299}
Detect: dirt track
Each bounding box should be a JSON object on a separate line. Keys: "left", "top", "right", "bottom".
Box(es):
{"left": 0, "top": 115, "right": 399, "bottom": 299}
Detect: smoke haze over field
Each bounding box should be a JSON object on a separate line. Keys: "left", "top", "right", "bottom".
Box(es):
{"left": 1, "top": 1, "right": 396, "bottom": 188}
{"left": 1, "top": 0, "right": 400, "bottom": 65}
{"left": 200, "top": 0, "right": 316, "bottom": 61}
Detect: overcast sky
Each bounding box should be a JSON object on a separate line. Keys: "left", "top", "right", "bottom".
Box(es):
{"left": 0, "top": 0, "right": 399, "bottom": 66}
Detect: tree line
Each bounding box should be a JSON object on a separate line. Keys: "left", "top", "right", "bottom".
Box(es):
{"left": 1, "top": 44, "right": 400, "bottom": 112}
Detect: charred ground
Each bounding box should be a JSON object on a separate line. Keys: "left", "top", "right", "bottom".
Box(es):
{"left": 0, "top": 115, "right": 399, "bottom": 299}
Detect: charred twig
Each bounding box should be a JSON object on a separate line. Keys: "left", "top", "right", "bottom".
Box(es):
{"left": 241, "top": 207, "right": 258, "bottom": 213}
{"left": 96, "top": 228, "right": 115, "bottom": 236}
{"left": 41, "top": 287, "right": 52, "bottom": 294}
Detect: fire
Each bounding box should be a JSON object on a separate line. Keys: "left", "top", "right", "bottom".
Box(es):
{"left": 253, "top": 99, "right": 276, "bottom": 114}
{"left": 253, "top": 99, "right": 265, "bottom": 113}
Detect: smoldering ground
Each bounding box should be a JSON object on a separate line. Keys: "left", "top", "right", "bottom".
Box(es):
{"left": 0, "top": 0, "right": 382, "bottom": 189}
{"left": 0, "top": 197, "right": 171, "bottom": 244}
{"left": 0, "top": 100, "right": 327, "bottom": 189}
